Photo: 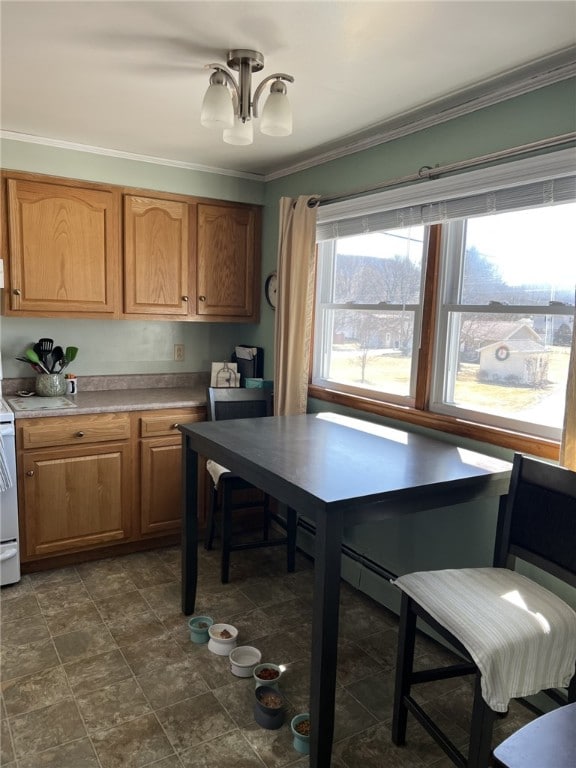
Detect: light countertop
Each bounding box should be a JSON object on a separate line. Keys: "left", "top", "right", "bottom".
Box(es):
{"left": 4, "top": 380, "right": 206, "bottom": 419}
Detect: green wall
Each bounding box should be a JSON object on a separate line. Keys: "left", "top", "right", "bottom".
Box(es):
{"left": 0, "top": 138, "right": 265, "bottom": 202}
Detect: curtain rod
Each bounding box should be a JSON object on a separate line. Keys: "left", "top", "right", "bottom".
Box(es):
{"left": 309, "top": 132, "right": 576, "bottom": 208}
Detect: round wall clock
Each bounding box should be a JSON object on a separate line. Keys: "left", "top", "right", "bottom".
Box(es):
{"left": 265, "top": 272, "right": 278, "bottom": 309}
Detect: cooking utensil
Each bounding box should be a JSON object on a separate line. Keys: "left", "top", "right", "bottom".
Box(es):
{"left": 25, "top": 348, "right": 50, "bottom": 373}
{"left": 33, "top": 342, "right": 46, "bottom": 366}
{"left": 59, "top": 346, "right": 79, "bottom": 372}
{"left": 65, "top": 346, "right": 78, "bottom": 363}
{"left": 15, "top": 356, "right": 44, "bottom": 374}
{"left": 39, "top": 338, "right": 54, "bottom": 361}
{"left": 49, "top": 346, "right": 64, "bottom": 372}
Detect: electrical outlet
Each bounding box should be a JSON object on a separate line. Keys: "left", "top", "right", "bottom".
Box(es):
{"left": 174, "top": 344, "right": 185, "bottom": 362}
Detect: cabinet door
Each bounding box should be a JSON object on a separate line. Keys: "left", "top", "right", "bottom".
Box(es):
{"left": 21, "top": 443, "right": 132, "bottom": 557}
{"left": 124, "top": 195, "right": 190, "bottom": 316}
{"left": 196, "top": 203, "right": 260, "bottom": 319}
{"left": 140, "top": 436, "right": 183, "bottom": 535}
{"left": 6, "top": 179, "right": 120, "bottom": 316}
{"left": 140, "top": 440, "right": 208, "bottom": 535}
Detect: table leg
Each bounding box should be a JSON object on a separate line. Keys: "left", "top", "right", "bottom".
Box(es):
{"left": 310, "top": 508, "right": 343, "bottom": 768}
{"left": 181, "top": 436, "right": 199, "bottom": 615}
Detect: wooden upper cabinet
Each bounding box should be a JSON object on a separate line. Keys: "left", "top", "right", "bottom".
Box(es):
{"left": 196, "top": 203, "right": 261, "bottom": 321}
{"left": 6, "top": 178, "right": 120, "bottom": 316}
{"left": 123, "top": 195, "right": 190, "bottom": 316}
{"left": 1, "top": 172, "right": 262, "bottom": 322}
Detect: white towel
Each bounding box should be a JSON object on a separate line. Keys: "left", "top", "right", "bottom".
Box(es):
{"left": 0, "top": 434, "right": 13, "bottom": 492}
{"left": 393, "top": 568, "right": 576, "bottom": 712}
{"left": 206, "top": 458, "right": 232, "bottom": 488}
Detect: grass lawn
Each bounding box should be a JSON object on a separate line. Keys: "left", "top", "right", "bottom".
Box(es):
{"left": 325, "top": 346, "right": 570, "bottom": 418}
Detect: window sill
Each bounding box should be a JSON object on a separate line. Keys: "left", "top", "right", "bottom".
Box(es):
{"left": 308, "top": 384, "right": 560, "bottom": 460}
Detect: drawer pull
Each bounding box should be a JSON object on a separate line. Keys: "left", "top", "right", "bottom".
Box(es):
{"left": 26, "top": 470, "right": 35, "bottom": 477}
{"left": 172, "top": 423, "right": 179, "bottom": 429}
{"left": 182, "top": 295, "right": 189, "bottom": 302}
{"left": 75, "top": 431, "right": 85, "bottom": 438}
{"left": 199, "top": 295, "right": 206, "bottom": 302}
{"left": 13, "top": 288, "right": 22, "bottom": 296}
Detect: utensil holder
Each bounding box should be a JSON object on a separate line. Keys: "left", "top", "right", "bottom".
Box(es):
{"left": 35, "top": 374, "right": 67, "bottom": 397}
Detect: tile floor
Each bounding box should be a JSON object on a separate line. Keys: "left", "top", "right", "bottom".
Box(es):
{"left": 0, "top": 543, "right": 535, "bottom": 768}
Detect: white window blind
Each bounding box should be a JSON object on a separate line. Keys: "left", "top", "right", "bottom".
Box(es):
{"left": 317, "top": 148, "right": 576, "bottom": 241}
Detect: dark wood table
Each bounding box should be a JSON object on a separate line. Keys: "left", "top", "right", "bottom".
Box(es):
{"left": 493, "top": 702, "right": 576, "bottom": 768}
{"left": 179, "top": 412, "right": 511, "bottom": 768}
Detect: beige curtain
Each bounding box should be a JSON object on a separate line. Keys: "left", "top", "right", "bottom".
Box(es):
{"left": 273, "top": 195, "right": 319, "bottom": 415}
{"left": 559, "top": 293, "right": 576, "bottom": 469}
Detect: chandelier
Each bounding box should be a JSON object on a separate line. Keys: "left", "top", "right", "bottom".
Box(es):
{"left": 200, "top": 49, "right": 294, "bottom": 146}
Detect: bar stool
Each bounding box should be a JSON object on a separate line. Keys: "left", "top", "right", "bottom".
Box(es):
{"left": 204, "top": 387, "right": 297, "bottom": 584}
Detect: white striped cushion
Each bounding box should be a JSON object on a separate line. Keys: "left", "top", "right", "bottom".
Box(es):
{"left": 393, "top": 568, "right": 576, "bottom": 712}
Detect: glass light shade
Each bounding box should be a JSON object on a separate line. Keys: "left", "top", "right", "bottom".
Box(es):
{"left": 223, "top": 117, "right": 254, "bottom": 145}
{"left": 260, "top": 91, "right": 292, "bottom": 136}
{"left": 201, "top": 83, "right": 234, "bottom": 128}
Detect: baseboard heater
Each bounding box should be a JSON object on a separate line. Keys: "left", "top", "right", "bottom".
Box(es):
{"left": 296, "top": 516, "right": 398, "bottom": 582}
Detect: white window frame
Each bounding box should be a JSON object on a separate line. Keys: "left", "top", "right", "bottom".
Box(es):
{"left": 430, "top": 218, "right": 574, "bottom": 441}
{"left": 313, "top": 148, "right": 576, "bottom": 447}
{"left": 312, "top": 233, "right": 427, "bottom": 404}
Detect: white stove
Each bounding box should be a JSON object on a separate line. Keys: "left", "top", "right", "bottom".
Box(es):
{"left": 0, "top": 397, "right": 20, "bottom": 586}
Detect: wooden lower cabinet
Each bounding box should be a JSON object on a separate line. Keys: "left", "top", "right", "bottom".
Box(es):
{"left": 22, "top": 442, "right": 132, "bottom": 557}
{"left": 139, "top": 408, "right": 205, "bottom": 536}
{"left": 16, "top": 406, "right": 207, "bottom": 567}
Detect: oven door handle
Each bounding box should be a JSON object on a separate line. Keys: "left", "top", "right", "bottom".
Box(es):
{"left": 0, "top": 547, "right": 18, "bottom": 561}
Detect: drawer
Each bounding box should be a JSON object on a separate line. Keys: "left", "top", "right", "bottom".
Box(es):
{"left": 139, "top": 407, "right": 205, "bottom": 438}
{"left": 20, "top": 413, "right": 131, "bottom": 449}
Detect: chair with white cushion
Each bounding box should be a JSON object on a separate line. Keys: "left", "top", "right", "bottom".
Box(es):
{"left": 204, "top": 387, "right": 297, "bottom": 584}
{"left": 391, "top": 452, "right": 576, "bottom": 768}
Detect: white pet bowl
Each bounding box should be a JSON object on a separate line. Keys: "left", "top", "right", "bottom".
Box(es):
{"left": 207, "top": 623, "right": 238, "bottom": 656}
{"left": 229, "top": 645, "right": 262, "bottom": 677}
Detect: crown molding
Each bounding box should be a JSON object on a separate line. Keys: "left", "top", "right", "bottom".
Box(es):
{"left": 263, "top": 47, "right": 576, "bottom": 181}
{"left": 0, "top": 131, "right": 265, "bottom": 182}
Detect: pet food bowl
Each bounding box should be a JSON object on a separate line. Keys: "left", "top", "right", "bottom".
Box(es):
{"left": 291, "top": 713, "right": 311, "bottom": 754}
{"left": 187, "top": 615, "right": 214, "bottom": 644}
{"left": 207, "top": 623, "right": 238, "bottom": 656}
{"left": 253, "top": 662, "right": 284, "bottom": 689}
{"left": 254, "top": 685, "right": 286, "bottom": 729}
{"left": 229, "top": 645, "right": 262, "bottom": 677}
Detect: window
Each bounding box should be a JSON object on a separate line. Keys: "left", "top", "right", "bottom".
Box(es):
{"left": 312, "top": 150, "right": 576, "bottom": 452}
{"left": 313, "top": 227, "right": 426, "bottom": 400}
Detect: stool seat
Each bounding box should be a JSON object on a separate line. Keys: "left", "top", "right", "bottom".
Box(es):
{"left": 493, "top": 702, "right": 576, "bottom": 768}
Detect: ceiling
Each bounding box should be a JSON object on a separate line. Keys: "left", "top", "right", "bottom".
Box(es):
{"left": 1, "top": 1, "right": 575, "bottom": 179}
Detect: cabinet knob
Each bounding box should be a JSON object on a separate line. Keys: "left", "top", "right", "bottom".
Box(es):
{"left": 182, "top": 296, "right": 189, "bottom": 302}
{"left": 75, "top": 431, "right": 85, "bottom": 438}
{"left": 198, "top": 295, "right": 206, "bottom": 302}
{"left": 13, "top": 288, "right": 22, "bottom": 296}
{"left": 172, "top": 423, "right": 179, "bottom": 429}
{"left": 26, "top": 470, "right": 35, "bottom": 477}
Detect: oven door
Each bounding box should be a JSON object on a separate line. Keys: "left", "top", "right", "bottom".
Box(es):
{"left": 0, "top": 419, "right": 20, "bottom": 585}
